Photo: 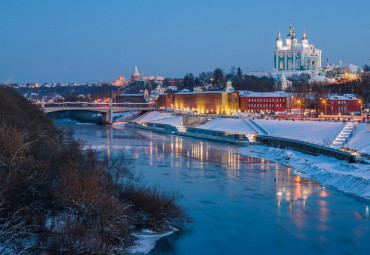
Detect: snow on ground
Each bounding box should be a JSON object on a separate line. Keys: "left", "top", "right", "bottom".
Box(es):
{"left": 138, "top": 111, "right": 175, "bottom": 123}
{"left": 130, "top": 228, "right": 177, "bottom": 254}
{"left": 254, "top": 119, "right": 345, "bottom": 145}
{"left": 347, "top": 123, "right": 370, "bottom": 154}
{"left": 148, "top": 117, "right": 183, "bottom": 126}
{"left": 113, "top": 111, "right": 138, "bottom": 122}
{"left": 238, "top": 145, "right": 370, "bottom": 199}
{"left": 197, "top": 118, "right": 255, "bottom": 134}
{"left": 137, "top": 111, "right": 183, "bottom": 127}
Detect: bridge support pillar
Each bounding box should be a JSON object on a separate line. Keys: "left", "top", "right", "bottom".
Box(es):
{"left": 103, "top": 111, "right": 113, "bottom": 125}
{"left": 108, "top": 98, "right": 113, "bottom": 124}
{"left": 109, "top": 109, "right": 113, "bottom": 124}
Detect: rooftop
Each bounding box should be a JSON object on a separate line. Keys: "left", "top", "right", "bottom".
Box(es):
{"left": 239, "top": 91, "right": 288, "bottom": 98}
{"left": 327, "top": 94, "right": 359, "bottom": 100}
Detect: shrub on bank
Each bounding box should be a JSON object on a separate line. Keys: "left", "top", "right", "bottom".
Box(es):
{"left": 0, "top": 87, "right": 185, "bottom": 254}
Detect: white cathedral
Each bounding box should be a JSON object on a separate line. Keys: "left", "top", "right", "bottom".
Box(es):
{"left": 274, "top": 26, "right": 322, "bottom": 72}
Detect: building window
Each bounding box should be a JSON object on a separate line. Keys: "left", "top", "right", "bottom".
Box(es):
{"left": 280, "top": 61, "right": 284, "bottom": 69}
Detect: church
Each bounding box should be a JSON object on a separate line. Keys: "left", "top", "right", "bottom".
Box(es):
{"left": 274, "top": 26, "right": 322, "bottom": 72}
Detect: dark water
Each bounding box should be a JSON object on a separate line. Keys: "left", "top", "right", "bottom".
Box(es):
{"left": 62, "top": 122, "right": 370, "bottom": 255}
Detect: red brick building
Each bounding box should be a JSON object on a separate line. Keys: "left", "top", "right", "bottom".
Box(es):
{"left": 321, "top": 94, "right": 361, "bottom": 115}
{"left": 239, "top": 91, "right": 288, "bottom": 112}
{"left": 156, "top": 93, "right": 174, "bottom": 109}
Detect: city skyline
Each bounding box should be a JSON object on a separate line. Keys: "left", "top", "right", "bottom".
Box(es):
{"left": 0, "top": 0, "right": 369, "bottom": 83}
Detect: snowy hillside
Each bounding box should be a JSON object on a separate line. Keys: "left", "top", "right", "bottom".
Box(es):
{"left": 254, "top": 119, "right": 345, "bottom": 145}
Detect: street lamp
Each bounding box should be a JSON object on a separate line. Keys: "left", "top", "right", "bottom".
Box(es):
{"left": 297, "top": 99, "right": 303, "bottom": 116}
{"left": 358, "top": 100, "right": 363, "bottom": 116}
{"left": 322, "top": 100, "right": 327, "bottom": 115}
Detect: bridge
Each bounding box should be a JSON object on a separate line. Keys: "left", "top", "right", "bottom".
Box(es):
{"left": 38, "top": 99, "right": 155, "bottom": 124}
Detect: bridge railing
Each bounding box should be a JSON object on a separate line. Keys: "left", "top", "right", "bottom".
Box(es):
{"left": 36, "top": 102, "right": 155, "bottom": 108}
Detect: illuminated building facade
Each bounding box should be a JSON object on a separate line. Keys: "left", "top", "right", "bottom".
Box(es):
{"left": 113, "top": 76, "right": 129, "bottom": 87}
{"left": 239, "top": 91, "right": 287, "bottom": 113}
{"left": 334, "top": 60, "right": 359, "bottom": 80}
{"left": 173, "top": 91, "right": 239, "bottom": 114}
{"left": 156, "top": 89, "right": 289, "bottom": 113}
{"left": 320, "top": 94, "right": 361, "bottom": 115}
{"left": 274, "top": 26, "right": 322, "bottom": 72}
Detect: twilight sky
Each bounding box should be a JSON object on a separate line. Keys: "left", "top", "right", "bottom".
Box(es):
{"left": 0, "top": 0, "right": 369, "bottom": 83}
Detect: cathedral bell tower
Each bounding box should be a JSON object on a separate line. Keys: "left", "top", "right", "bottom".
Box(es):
{"left": 286, "top": 26, "right": 293, "bottom": 48}
{"left": 276, "top": 31, "right": 282, "bottom": 49}
{"left": 302, "top": 30, "right": 309, "bottom": 48}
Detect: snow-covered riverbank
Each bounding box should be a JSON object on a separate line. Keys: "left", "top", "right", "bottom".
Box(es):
{"left": 127, "top": 111, "right": 370, "bottom": 199}
{"left": 238, "top": 145, "right": 370, "bottom": 200}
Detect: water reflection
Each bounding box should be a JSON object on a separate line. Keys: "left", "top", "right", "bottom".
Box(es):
{"left": 68, "top": 125, "right": 370, "bottom": 255}
{"left": 275, "top": 167, "right": 321, "bottom": 211}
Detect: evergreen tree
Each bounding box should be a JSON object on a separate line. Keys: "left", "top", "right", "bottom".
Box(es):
{"left": 237, "top": 67, "right": 242, "bottom": 76}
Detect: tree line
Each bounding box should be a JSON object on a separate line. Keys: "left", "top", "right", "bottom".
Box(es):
{"left": 180, "top": 67, "right": 275, "bottom": 92}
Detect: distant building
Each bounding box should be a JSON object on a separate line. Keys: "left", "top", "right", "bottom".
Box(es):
{"left": 131, "top": 66, "right": 141, "bottom": 81}
{"left": 334, "top": 60, "right": 359, "bottom": 80}
{"left": 239, "top": 91, "right": 287, "bottom": 113}
{"left": 321, "top": 94, "right": 361, "bottom": 115}
{"left": 275, "top": 72, "right": 292, "bottom": 90}
{"left": 169, "top": 90, "right": 239, "bottom": 114}
{"left": 274, "top": 26, "right": 322, "bottom": 72}
{"left": 248, "top": 25, "right": 324, "bottom": 84}
{"left": 155, "top": 85, "right": 166, "bottom": 94}
{"left": 142, "top": 76, "right": 164, "bottom": 83}
{"left": 113, "top": 76, "right": 129, "bottom": 87}
{"left": 111, "top": 91, "right": 147, "bottom": 103}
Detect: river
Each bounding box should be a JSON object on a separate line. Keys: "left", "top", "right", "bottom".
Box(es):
{"left": 59, "top": 121, "right": 370, "bottom": 255}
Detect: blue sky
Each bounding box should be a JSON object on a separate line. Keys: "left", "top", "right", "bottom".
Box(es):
{"left": 0, "top": 0, "right": 369, "bottom": 83}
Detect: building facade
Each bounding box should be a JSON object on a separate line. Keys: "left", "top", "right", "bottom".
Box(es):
{"left": 239, "top": 91, "right": 287, "bottom": 113}
{"left": 171, "top": 91, "right": 239, "bottom": 114}
{"left": 274, "top": 26, "right": 322, "bottom": 72}
{"left": 156, "top": 93, "right": 174, "bottom": 109}
{"left": 321, "top": 94, "right": 361, "bottom": 115}
{"left": 334, "top": 60, "right": 360, "bottom": 80}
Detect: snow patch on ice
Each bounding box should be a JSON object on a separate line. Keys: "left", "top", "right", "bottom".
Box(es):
{"left": 129, "top": 228, "right": 177, "bottom": 254}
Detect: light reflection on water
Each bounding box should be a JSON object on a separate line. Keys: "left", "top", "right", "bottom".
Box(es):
{"left": 66, "top": 124, "right": 370, "bottom": 254}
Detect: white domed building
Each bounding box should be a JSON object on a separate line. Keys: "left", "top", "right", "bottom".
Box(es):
{"left": 274, "top": 26, "right": 322, "bottom": 72}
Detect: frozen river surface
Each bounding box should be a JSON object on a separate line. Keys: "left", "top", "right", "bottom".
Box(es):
{"left": 64, "top": 123, "right": 370, "bottom": 255}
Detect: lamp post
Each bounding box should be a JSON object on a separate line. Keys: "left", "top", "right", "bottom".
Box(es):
{"left": 358, "top": 100, "right": 363, "bottom": 116}
{"left": 297, "top": 99, "right": 302, "bottom": 116}
{"left": 322, "top": 100, "right": 327, "bottom": 115}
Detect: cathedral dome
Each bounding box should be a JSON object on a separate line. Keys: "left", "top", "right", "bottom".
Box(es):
{"left": 301, "top": 31, "right": 309, "bottom": 48}
{"left": 276, "top": 31, "right": 282, "bottom": 49}
{"left": 292, "top": 31, "right": 298, "bottom": 48}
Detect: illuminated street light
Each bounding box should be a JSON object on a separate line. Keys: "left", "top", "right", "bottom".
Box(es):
{"left": 358, "top": 100, "right": 363, "bottom": 116}
{"left": 322, "top": 100, "right": 327, "bottom": 115}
